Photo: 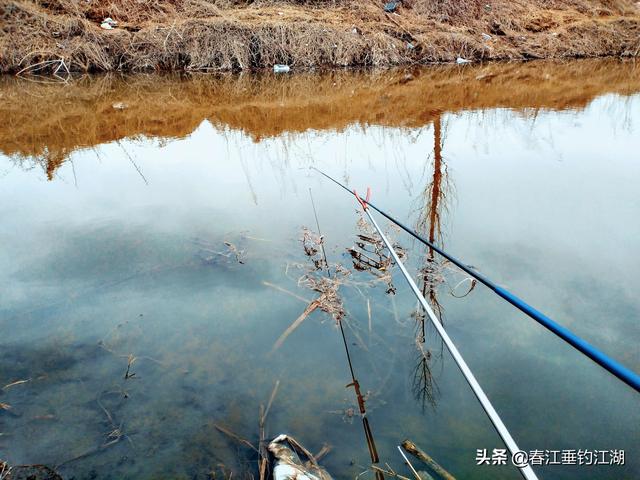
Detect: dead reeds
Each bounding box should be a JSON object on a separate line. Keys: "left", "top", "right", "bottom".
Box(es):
{"left": 3, "top": 60, "right": 640, "bottom": 180}
{"left": 269, "top": 261, "right": 348, "bottom": 352}
{"left": 213, "top": 379, "right": 326, "bottom": 479}
{"left": 349, "top": 213, "right": 407, "bottom": 295}
{"left": 270, "top": 216, "right": 404, "bottom": 353}
{"left": 2, "top": 0, "right": 639, "bottom": 74}
{"left": 55, "top": 391, "right": 134, "bottom": 469}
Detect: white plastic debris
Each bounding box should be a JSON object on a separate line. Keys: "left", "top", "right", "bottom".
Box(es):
{"left": 273, "top": 64, "right": 290, "bottom": 73}
{"left": 112, "top": 102, "right": 128, "bottom": 110}
{"left": 269, "top": 434, "right": 333, "bottom": 480}
{"left": 482, "top": 33, "right": 492, "bottom": 41}
{"left": 456, "top": 56, "right": 472, "bottom": 64}
{"left": 100, "top": 17, "right": 118, "bottom": 30}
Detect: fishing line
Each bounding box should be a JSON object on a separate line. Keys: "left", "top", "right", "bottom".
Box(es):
{"left": 312, "top": 167, "right": 640, "bottom": 393}
{"left": 309, "top": 188, "right": 331, "bottom": 277}
{"left": 308, "top": 189, "right": 383, "bottom": 477}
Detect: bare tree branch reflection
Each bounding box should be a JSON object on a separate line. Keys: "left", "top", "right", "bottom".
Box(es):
{"left": 410, "top": 113, "right": 454, "bottom": 411}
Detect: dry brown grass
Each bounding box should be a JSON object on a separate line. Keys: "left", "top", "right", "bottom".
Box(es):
{"left": 1, "top": 58, "right": 639, "bottom": 178}
{"left": 1, "top": 0, "right": 639, "bottom": 73}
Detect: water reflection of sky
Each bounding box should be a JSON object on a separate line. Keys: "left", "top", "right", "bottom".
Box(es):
{"left": 0, "top": 82, "right": 639, "bottom": 479}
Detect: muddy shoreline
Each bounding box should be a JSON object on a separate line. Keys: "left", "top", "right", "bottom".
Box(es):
{"left": 2, "top": 1, "right": 640, "bottom": 73}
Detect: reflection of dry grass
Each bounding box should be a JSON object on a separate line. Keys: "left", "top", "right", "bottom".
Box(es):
{"left": 1, "top": 0, "right": 639, "bottom": 74}
{"left": 1, "top": 59, "right": 639, "bottom": 179}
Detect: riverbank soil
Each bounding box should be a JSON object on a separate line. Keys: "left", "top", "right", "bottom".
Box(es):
{"left": 1, "top": 0, "right": 639, "bottom": 72}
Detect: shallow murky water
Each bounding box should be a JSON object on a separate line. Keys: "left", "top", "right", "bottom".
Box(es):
{"left": 1, "top": 60, "right": 639, "bottom": 480}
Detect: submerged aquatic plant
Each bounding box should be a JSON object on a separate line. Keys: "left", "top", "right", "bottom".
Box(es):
{"left": 194, "top": 237, "right": 247, "bottom": 266}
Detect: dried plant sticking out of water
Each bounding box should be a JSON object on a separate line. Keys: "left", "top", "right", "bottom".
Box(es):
{"left": 56, "top": 392, "right": 134, "bottom": 470}
{"left": 124, "top": 354, "right": 136, "bottom": 379}
{"left": 194, "top": 237, "right": 246, "bottom": 266}
{"left": 98, "top": 393, "right": 132, "bottom": 447}
{"left": 278, "top": 220, "right": 407, "bottom": 348}
{"left": 97, "top": 392, "right": 133, "bottom": 449}
{"left": 271, "top": 268, "right": 349, "bottom": 352}
{"left": 349, "top": 214, "right": 406, "bottom": 295}
{"left": 213, "top": 380, "right": 314, "bottom": 480}
{"left": 297, "top": 271, "right": 347, "bottom": 322}
{"left": 298, "top": 226, "right": 349, "bottom": 322}
{"left": 301, "top": 227, "right": 328, "bottom": 272}
{"left": 271, "top": 228, "right": 351, "bottom": 352}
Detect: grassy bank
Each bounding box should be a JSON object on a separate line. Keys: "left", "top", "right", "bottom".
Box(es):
{"left": 1, "top": 0, "right": 639, "bottom": 73}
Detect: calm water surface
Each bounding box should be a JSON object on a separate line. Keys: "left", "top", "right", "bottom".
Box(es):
{"left": 0, "top": 60, "right": 639, "bottom": 480}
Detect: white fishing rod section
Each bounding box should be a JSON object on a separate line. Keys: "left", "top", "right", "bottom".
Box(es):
{"left": 353, "top": 189, "right": 539, "bottom": 480}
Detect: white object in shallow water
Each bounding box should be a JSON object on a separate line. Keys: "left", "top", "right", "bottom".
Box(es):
{"left": 273, "top": 64, "right": 290, "bottom": 73}
{"left": 456, "top": 56, "right": 472, "bottom": 64}
{"left": 269, "top": 434, "right": 333, "bottom": 480}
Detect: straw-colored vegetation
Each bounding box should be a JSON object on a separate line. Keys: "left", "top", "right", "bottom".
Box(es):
{"left": 1, "top": 0, "right": 639, "bottom": 73}
{"left": 1, "top": 59, "right": 639, "bottom": 179}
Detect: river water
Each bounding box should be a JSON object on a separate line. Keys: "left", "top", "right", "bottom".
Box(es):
{"left": 0, "top": 60, "right": 639, "bottom": 480}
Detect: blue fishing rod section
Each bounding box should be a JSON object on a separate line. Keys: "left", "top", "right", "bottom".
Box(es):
{"left": 313, "top": 167, "right": 640, "bottom": 393}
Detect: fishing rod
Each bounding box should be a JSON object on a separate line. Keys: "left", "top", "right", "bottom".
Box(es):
{"left": 312, "top": 167, "right": 640, "bottom": 394}
{"left": 353, "top": 189, "right": 538, "bottom": 480}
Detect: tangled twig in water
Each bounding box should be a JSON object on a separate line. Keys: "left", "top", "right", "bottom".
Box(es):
{"left": 297, "top": 272, "right": 347, "bottom": 322}
{"left": 301, "top": 227, "right": 328, "bottom": 271}
{"left": 349, "top": 214, "right": 406, "bottom": 295}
